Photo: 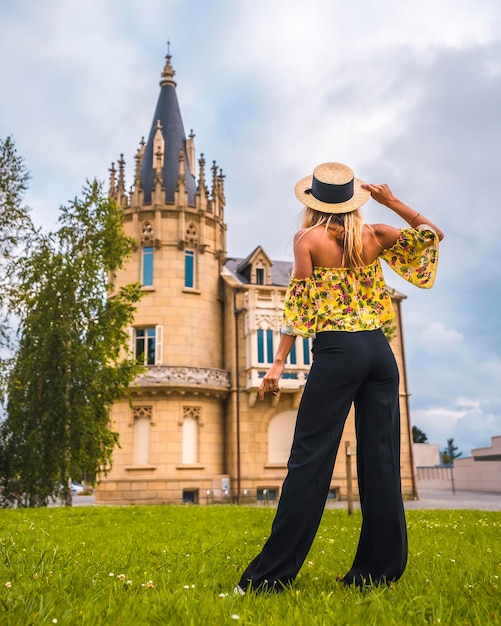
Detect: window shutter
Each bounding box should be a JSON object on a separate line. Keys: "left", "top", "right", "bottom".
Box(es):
{"left": 155, "top": 325, "right": 163, "bottom": 365}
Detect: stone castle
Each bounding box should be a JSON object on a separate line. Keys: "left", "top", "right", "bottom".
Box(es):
{"left": 95, "top": 52, "right": 417, "bottom": 505}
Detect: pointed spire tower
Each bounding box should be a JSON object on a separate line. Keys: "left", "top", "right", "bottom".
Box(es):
{"left": 140, "top": 46, "right": 197, "bottom": 205}
{"left": 100, "top": 48, "right": 230, "bottom": 506}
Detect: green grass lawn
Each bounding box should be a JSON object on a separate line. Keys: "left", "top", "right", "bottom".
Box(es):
{"left": 0, "top": 505, "right": 499, "bottom": 625}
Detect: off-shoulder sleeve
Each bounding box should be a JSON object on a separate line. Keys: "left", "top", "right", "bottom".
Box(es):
{"left": 380, "top": 225, "right": 439, "bottom": 288}
{"left": 280, "top": 276, "right": 318, "bottom": 337}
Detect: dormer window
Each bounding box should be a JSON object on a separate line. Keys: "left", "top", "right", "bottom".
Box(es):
{"left": 234, "top": 246, "right": 272, "bottom": 286}
{"left": 252, "top": 259, "right": 269, "bottom": 285}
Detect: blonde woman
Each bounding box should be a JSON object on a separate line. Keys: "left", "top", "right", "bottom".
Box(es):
{"left": 236, "top": 162, "right": 444, "bottom": 593}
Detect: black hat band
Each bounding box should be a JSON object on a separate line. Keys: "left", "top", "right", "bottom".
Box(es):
{"left": 305, "top": 175, "right": 354, "bottom": 204}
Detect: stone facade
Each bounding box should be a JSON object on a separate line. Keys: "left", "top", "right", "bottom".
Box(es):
{"left": 95, "top": 53, "right": 417, "bottom": 505}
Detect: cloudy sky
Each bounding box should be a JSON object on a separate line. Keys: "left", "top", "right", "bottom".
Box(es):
{"left": 1, "top": 0, "right": 500, "bottom": 459}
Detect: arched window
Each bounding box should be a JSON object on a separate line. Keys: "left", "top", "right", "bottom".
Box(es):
{"left": 268, "top": 411, "right": 296, "bottom": 464}
{"left": 182, "top": 406, "right": 200, "bottom": 464}
{"left": 133, "top": 406, "right": 152, "bottom": 465}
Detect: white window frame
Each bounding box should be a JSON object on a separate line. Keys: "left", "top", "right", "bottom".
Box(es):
{"left": 134, "top": 325, "right": 163, "bottom": 365}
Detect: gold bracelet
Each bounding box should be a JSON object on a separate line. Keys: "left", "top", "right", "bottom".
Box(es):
{"left": 409, "top": 212, "right": 421, "bottom": 225}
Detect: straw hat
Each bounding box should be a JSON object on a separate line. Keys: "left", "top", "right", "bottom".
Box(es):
{"left": 294, "top": 162, "right": 370, "bottom": 214}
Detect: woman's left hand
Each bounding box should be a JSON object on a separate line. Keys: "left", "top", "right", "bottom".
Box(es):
{"left": 258, "top": 361, "right": 285, "bottom": 400}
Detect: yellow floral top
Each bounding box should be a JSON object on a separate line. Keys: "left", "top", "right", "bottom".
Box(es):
{"left": 281, "top": 226, "right": 439, "bottom": 337}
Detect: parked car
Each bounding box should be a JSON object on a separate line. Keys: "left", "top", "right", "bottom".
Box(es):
{"left": 70, "top": 482, "right": 85, "bottom": 495}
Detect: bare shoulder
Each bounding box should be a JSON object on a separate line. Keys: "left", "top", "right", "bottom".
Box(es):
{"left": 293, "top": 227, "right": 320, "bottom": 248}
{"left": 293, "top": 228, "right": 309, "bottom": 244}
{"left": 369, "top": 223, "right": 401, "bottom": 250}
{"left": 292, "top": 229, "right": 315, "bottom": 279}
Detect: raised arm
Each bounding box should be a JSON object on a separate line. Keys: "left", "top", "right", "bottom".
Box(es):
{"left": 362, "top": 183, "right": 444, "bottom": 241}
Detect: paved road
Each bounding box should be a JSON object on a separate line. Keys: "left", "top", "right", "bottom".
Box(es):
{"left": 324, "top": 487, "right": 501, "bottom": 512}
{"left": 70, "top": 488, "right": 501, "bottom": 511}
{"left": 404, "top": 487, "right": 501, "bottom": 511}
{"left": 70, "top": 495, "right": 96, "bottom": 507}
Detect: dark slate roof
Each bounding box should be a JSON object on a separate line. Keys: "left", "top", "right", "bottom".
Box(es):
{"left": 140, "top": 74, "right": 196, "bottom": 205}
{"left": 234, "top": 245, "right": 272, "bottom": 275}
{"left": 225, "top": 257, "right": 293, "bottom": 287}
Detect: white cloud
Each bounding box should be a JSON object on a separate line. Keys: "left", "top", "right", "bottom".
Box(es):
{"left": 456, "top": 398, "right": 481, "bottom": 410}
{"left": 412, "top": 400, "right": 501, "bottom": 457}
{"left": 413, "top": 406, "right": 465, "bottom": 436}
{"left": 418, "top": 322, "right": 464, "bottom": 353}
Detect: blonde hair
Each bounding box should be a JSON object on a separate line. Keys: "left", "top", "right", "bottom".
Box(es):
{"left": 300, "top": 207, "right": 366, "bottom": 268}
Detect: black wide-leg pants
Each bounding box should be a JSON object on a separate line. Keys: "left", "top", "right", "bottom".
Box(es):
{"left": 238, "top": 329, "right": 408, "bottom": 591}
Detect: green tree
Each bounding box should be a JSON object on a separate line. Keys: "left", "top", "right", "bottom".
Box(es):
{"left": 0, "top": 136, "right": 33, "bottom": 370}
{"left": 0, "top": 136, "right": 32, "bottom": 261}
{"left": 412, "top": 425, "right": 428, "bottom": 444}
{"left": 0, "top": 181, "right": 143, "bottom": 507}
{"left": 442, "top": 437, "right": 462, "bottom": 465}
